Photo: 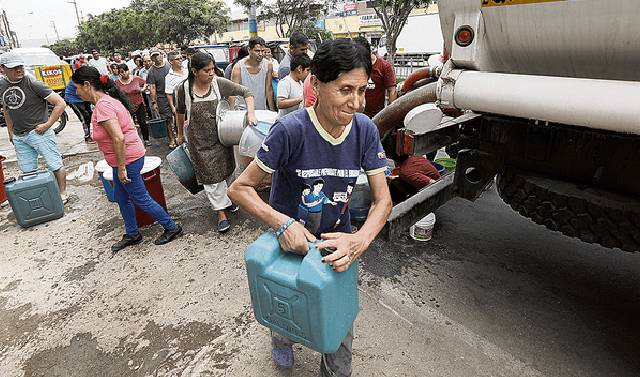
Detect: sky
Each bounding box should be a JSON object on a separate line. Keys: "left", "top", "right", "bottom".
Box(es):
{"left": 0, "top": 0, "right": 239, "bottom": 47}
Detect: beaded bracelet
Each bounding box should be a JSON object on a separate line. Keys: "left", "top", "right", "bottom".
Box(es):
{"left": 275, "top": 217, "right": 295, "bottom": 238}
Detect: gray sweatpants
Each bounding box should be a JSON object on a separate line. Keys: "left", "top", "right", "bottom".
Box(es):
{"left": 271, "top": 329, "right": 354, "bottom": 376}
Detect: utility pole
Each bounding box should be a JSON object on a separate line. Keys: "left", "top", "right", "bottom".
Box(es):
{"left": 11, "top": 31, "right": 19, "bottom": 48}
{"left": 51, "top": 21, "right": 60, "bottom": 41}
{"left": 67, "top": 0, "right": 82, "bottom": 26}
{"left": 248, "top": 0, "right": 257, "bottom": 38}
{"left": 2, "top": 10, "right": 18, "bottom": 48}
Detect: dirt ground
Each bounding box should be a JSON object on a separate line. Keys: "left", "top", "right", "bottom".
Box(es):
{"left": 0, "top": 135, "right": 536, "bottom": 377}
{"left": 2, "top": 120, "right": 639, "bottom": 377}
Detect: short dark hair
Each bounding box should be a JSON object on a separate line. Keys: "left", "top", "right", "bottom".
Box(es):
{"left": 313, "top": 178, "right": 324, "bottom": 186}
{"left": 290, "top": 53, "right": 311, "bottom": 71}
{"left": 353, "top": 36, "right": 371, "bottom": 54}
{"left": 168, "top": 50, "right": 181, "bottom": 61}
{"left": 311, "top": 38, "right": 372, "bottom": 83}
{"left": 248, "top": 37, "right": 266, "bottom": 49}
{"left": 117, "top": 63, "right": 129, "bottom": 72}
{"left": 289, "top": 31, "right": 309, "bottom": 49}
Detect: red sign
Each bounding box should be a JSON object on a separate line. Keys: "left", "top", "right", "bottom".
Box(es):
{"left": 345, "top": 2, "right": 358, "bottom": 11}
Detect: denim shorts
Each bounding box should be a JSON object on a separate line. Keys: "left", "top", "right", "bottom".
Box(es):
{"left": 13, "top": 128, "right": 64, "bottom": 173}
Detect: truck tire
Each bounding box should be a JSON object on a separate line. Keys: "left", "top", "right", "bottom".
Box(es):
{"left": 496, "top": 168, "right": 640, "bottom": 252}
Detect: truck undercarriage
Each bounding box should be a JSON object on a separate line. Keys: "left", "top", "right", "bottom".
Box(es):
{"left": 382, "top": 112, "right": 640, "bottom": 252}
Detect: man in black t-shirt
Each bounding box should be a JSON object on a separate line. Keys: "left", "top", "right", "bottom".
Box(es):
{"left": 146, "top": 49, "right": 175, "bottom": 147}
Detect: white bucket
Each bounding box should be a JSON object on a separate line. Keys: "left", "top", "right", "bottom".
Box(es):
{"left": 95, "top": 159, "right": 110, "bottom": 174}
{"left": 102, "top": 156, "right": 161, "bottom": 181}
{"left": 409, "top": 212, "right": 436, "bottom": 241}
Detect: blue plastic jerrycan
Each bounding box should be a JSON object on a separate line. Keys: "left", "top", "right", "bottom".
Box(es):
{"left": 4, "top": 170, "right": 64, "bottom": 227}
{"left": 245, "top": 232, "right": 359, "bottom": 354}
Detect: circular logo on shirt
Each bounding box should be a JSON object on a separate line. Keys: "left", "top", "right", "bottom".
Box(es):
{"left": 2, "top": 86, "right": 26, "bottom": 110}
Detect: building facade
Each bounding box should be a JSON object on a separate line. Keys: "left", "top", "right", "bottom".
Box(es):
{"left": 213, "top": 2, "right": 439, "bottom": 47}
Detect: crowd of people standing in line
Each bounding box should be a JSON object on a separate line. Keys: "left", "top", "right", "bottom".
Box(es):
{"left": 1, "top": 31, "right": 417, "bottom": 377}
{"left": 3, "top": 30, "right": 406, "bottom": 241}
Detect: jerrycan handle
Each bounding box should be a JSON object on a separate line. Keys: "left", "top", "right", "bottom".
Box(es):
{"left": 20, "top": 171, "right": 41, "bottom": 181}
{"left": 306, "top": 241, "right": 335, "bottom": 257}
{"left": 305, "top": 241, "right": 338, "bottom": 264}
{"left": 320, "top": 247, "right": 337, "bottom": 258}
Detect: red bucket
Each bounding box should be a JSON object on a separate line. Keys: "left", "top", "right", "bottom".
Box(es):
{"left": 0, "top": 155, "right": 7, "bottom": 204}
{"left": 102, "top": 156, "right": 167, "bottom": 228}
{"left": 133, "top": 156, "right": 167, "bottom": 227}
{"left": 136, "top": 166, "right": 167, "bottom": 227}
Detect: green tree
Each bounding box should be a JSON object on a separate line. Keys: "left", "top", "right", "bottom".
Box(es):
{"left": 298, "top": 19, "right": 333, "bottom": 42}
{"left": 47, "top": 38, "right": 79, "bottom": 57}
{"left": 76, "top": 9, "right": 148, "bottom": 52}
{"left": 75, "top": 0, "right": 230, "bottom": 53}
{"left": 134, "top": 0, "right": 230, "bottom": 45}
{"left": 235, "top": 0, "right": 332, "bottom": 39}
{"left": 372, "top": 0, "right": 433, "bottom": 65}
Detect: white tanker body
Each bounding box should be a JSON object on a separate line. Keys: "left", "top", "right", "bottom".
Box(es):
{"left": 376, "top": 0, "right": 640, "bottom": 252}
{"left": 438, "top": 0, "right": 640, "bottom": 81}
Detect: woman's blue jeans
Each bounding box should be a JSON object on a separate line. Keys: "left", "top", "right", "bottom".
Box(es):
{"left": 112, "top": 157, "right": 176, "bottom": 236}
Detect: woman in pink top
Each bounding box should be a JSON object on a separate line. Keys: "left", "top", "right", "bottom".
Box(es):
{"left": 115, "top": 63, "right": 150, "bottom": 144}
{"left": 72, "top": 66, "right": 182, "bottom": 254}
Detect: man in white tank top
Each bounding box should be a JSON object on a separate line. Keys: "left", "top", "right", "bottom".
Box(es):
{"left": 231, "top": 36, "right": 275, "bottom": 111}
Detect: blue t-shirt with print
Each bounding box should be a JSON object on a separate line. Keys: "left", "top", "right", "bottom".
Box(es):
{"left": 256, "top": 107, "right": 387, "bottom": 236}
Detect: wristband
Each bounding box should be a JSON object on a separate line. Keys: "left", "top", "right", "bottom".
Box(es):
{"left": 275, "top": 217, "right": 295, "bottom": 238}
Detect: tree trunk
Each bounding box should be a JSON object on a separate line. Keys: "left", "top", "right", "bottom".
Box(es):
{"left": 387, "top": 33, "right": 397, "bottom": 66}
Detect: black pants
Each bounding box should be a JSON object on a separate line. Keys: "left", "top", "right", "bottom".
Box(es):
{"left": 68, "top": 101, "right": 92, "bottom": 137}
{"left": 132, "top": 104, "right": 149, "bottom": 141}
{"left": 157, "top": 95, "right": 175, "bottom": 140}
{"left": 143, "top": 91, "right": 153, "bottom": 119}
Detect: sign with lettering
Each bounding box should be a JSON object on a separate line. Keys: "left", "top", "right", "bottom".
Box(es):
{"left": 34, "top": 64, "right": 72, "bottom": 91}
{"left": 482, "top": 0, "right": 564, "bottom": 7}
{"left": 359, "top": 14, "right": 382, "bottom": 26}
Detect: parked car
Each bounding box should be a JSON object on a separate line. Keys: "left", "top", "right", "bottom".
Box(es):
{"left": 191, "top": 44, "right": 230, "bottom": 70}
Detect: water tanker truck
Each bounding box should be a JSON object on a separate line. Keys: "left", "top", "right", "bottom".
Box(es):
{"left": 375, "top": 0, "right": 640, "bottom": 251}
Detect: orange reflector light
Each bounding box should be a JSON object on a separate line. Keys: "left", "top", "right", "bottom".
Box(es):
{"left": 455, "top": 26, "right": 474, "bottom": 47}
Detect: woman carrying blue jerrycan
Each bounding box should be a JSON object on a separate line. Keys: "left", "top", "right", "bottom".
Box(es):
{"left": 228, "top": 38, "right": 392, "bottom": 377}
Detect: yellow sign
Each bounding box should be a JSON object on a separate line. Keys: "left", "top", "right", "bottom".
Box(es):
{"left": 34, "top": 64, "right": 73, "bottom": 91}
{"left": 481, "top": 0, "right": 564, "bottom": 7}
